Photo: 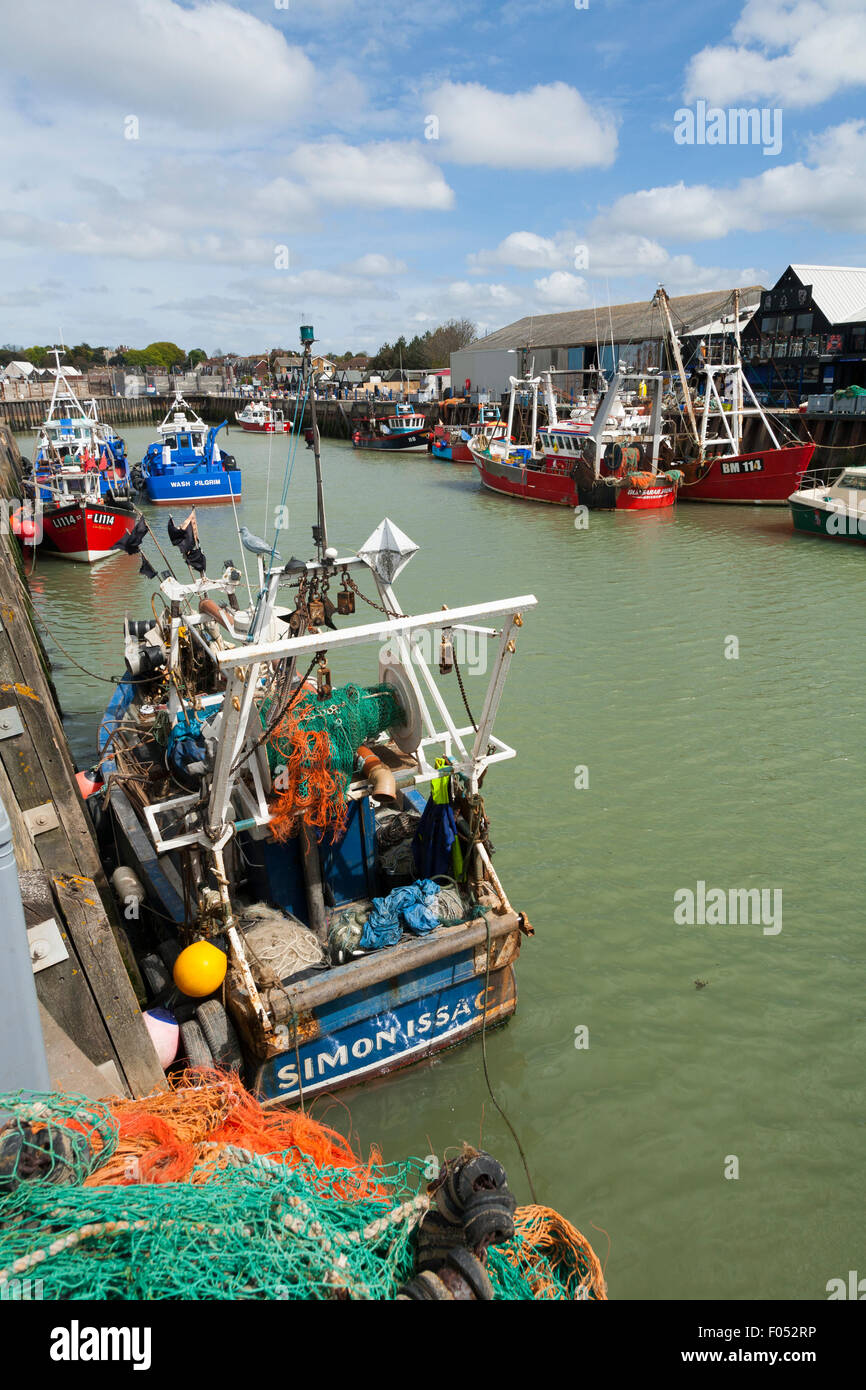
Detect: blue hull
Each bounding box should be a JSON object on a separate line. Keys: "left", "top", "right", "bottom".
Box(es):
{"left": 144, "top": 469, "right": 241, "bottom": 504}
{"left": 431, "top": 441, "right": 453, "bottom": 461}
{"left": 254, "top": 955, "right": 517, "bottom": 1102}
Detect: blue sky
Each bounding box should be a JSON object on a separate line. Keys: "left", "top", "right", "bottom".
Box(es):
{"left": 1, "top": 0, "right": 864, "bottom": 355}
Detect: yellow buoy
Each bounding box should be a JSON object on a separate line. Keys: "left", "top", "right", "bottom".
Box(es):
{"left": 173, "top": 941, "right": 227, "bottom": 997}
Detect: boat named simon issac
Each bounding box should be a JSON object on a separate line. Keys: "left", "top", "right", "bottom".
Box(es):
{"left": 97, "top": 325, "right": 537, "bottom": 1103}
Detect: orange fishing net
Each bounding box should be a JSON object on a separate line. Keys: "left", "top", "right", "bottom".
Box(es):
{"left": 84, "top": 1068, "right": 384, "bottom": 1199}
{"left": 508, "top": 1205, "right": 608, "bottom": 1300}
{"left": 264, "top": 682, "right": 404, "bottom": 843}
{"left": 268, "top": 715, "right": 346, "bottom": 843}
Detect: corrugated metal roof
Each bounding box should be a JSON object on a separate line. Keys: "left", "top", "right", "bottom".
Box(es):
{"left": 790, "top": 265, "right": 866, "bottom": 325}
{"left": 468, "top": 286, "right": 763, "bottom": 352}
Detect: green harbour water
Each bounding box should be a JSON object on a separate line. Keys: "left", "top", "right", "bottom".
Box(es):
{"left": 19, "top": 426, "right": 865, "bottom": 1300}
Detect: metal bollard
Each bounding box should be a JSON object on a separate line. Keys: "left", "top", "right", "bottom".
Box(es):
{"left": 0, "top": 798, "right": 51, "bottom": 1091}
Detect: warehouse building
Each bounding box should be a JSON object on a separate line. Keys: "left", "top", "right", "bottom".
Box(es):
{"left": 451, "top": 286, "right": 763, "bottom": 400}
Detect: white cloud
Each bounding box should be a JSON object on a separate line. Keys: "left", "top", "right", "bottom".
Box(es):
{"left": 532, "top": 272, "right": 591, "bottom": 308}
{"left": 469, "top": 231, "right": 568, "bottom": 270}
{"left": 344, "top": 253, "right": 408, "bottom": 275}
{"left": 600, "top": 120, "right": 866, "bottom": 240}
{"left": 427, "top": 81, "right": 618, "bottom": 169}
{"left": 288, "top": 140, "right": 454, "bottom": 210}
{"left": 684, "top": 0, "right": 866, "bottom": 108}
{"left": 0, "top": 0, "right": 316, "bottom": 128}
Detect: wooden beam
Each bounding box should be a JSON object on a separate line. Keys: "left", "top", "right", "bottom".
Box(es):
{"left": 52, "top": 874, "right": 165, "bottom": 1097}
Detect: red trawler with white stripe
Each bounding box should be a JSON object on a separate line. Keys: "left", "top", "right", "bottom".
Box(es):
{"left": 15, "top": 468, "right": 136, "bottom": 562}
{"left": 469, "top": 367, "right": 681, "bottom": 511}
{"left": 654, "top": 286, "right": 814, "bottom": 504}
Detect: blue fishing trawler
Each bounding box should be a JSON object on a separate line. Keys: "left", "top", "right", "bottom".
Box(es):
{"left": 95, "top": 326, "right": 536, "bottom": 1104}
{"left": 134, "top": 393, "right": 240, "bottom": 505}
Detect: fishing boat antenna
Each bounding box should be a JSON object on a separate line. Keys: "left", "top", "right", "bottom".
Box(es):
{"left": 300, "top": 324, "right": 329, "bottom": 562}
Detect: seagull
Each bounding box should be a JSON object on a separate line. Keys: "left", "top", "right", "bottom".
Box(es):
{"left": 240, "top": 526, "right": 280, "bottom": 561}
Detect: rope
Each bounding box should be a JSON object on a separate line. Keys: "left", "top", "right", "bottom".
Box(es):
{"left": 35, "top": 612, "right": 122, "bottom": 683}
{"left": 480, "top": 912, "right": 537, "bottom": 1204}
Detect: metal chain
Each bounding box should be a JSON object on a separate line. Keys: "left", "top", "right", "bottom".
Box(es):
{"left": 342, "top": 572, "right": 405, "bottom": 618}
{"left": 452, "top": 651, "right": 477, "bottom": 732}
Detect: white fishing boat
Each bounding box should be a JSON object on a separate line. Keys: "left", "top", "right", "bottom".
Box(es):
{"left": 789, "top": 465, "right": 866, "bottom": 542}
{"left": 236, "top": 400, "right": 293, "bottom": 434}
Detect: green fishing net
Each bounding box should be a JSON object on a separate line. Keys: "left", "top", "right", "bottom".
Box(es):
{"left": 0, "top": 1092, "right": 592, "bottom": 1300}
{"left": 262, "top": 682, "right": 404, "bottom": 839}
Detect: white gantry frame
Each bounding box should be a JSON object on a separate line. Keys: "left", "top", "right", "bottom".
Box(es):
{"left": 138, "top": 553, "right": 536, "bottom": 854}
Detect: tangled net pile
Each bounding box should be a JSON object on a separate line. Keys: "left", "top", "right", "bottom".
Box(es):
{"left": 0, "top": 1074, "right": 606, "bottom": 1300}
{"left": 264, "top": 682, "right": 403, "bottom": 842}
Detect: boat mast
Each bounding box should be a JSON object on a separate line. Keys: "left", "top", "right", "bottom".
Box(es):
{"left": 653, "top": 286, "right": 699, "bottom": 445}
{"left": 732, "top": 287, "right": 742, "bottom": 453}
{"left": 301, "top": 325, "right": 329, "bottom": 562}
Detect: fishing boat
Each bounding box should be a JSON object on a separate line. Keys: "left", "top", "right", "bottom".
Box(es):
{"left": 134, "top": 393, "right": 241, "bottom": 505}
{"left": 788, "top": 465, "right": 866, "bottom": 542}
{"left": 469, "top": 368, "right": 680, "bottom": 511}
{"left": 96, "top": 325, "right": 537, "bottom": 1104}
{"left": 654, "top": 287, "right": 814, "bottom": 504}
{"left": 236, "top": 400, "right": 293, "bottom": 434}
{"left": 431, "top": 404, "right": 506, "bottom": 463}
{"left": 31, "top": 353, "right": 129, "bottom": 495}
{"left": 14, "top": 467, "right": 136, "bottom": 562}
{"left": 352, "top": 403, "right": 431, "bottom": 452}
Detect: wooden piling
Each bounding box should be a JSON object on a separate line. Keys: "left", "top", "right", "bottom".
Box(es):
{"left": 0, "top": 422, "right": 165, "bottom": 1096}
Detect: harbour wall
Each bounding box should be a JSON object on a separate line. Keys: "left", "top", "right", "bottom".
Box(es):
{"left": 2, "top": 394, "right": 865, "bottom": 472}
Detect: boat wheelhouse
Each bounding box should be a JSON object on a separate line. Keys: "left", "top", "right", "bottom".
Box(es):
{"left": 789, "top": 465, "right": 866, "bottom": 542}
{"left": 31, "top": 354, "right": 129, "bottom": 494}
{"left": 135, "top": 393, "right": 240, "bottom": 504}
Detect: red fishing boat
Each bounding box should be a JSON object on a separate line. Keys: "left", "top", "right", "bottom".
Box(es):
{"left": 654, "top": 286, "right": 814, "bottom": 503}
{"left": 470, "top": 368, "right": 679, "bottom": 511}
{"left": 16, "top": 470, "right": 136, "bottom": 562}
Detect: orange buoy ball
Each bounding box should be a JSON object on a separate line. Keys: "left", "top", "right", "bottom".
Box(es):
{"left": 173, "top": 942, "right": 227, "bottom": 997}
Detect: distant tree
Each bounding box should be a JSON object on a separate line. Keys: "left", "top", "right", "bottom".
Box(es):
{"left": 426, "top": 318, "right": 477, "bottom": 363}
{"left": 187, "top": 348, "right": 207, "bottom": 368}
{"left": 24, "top": 346, "right": 49, "bottom": 367}
{"left": 142, "top": 341, "right": 186, "bottom": 370}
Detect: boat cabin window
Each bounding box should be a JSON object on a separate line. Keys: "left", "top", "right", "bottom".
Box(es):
{"left": 164, "top": 434, "right": 177, "bottom": 449}
{"left": 840, "top": 472, "right": 866, "bottom": 490}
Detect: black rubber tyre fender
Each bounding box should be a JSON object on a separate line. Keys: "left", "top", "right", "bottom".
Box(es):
{"left": 462, "top": 1189, "right": 517, "bottom": 1250}
{"left": 140, "top": 952, "right": 171, "bottom": 1001}
{"left": 415, "top": 1209, "right": 467, "bottom": 1269}
{"left": 396, "top": 1270, "right": 454, "bottom": 1301}
{"left": 157, "top": 937, "right": 182, "bottom": 971}
{"left": 179, "top": 1018, "right": 213, "bottom": 1068}
{"left": 445, "top": 1247, "right": 494, "bottom": 1300}
{"left": 455, "top": 1152, "right": 509, "bottom": 1205}
{"left": 196, "top": 999, "right": 243, "bottom": 1071}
